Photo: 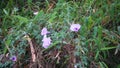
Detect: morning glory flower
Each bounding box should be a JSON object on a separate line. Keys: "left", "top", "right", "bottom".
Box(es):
{"left": 70, "top": 24, "right": 81, "bottom": 32}
{"left": 42, "top": 35, "right": 52, "bottom": 48}
{"left": 10, "top": 56, "right": 17, "bottom": 61}
{"left": 41, "top": 27, "right": 50, "bottom": 35}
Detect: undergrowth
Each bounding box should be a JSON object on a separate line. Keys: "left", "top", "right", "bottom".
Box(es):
{"left": 0, "top": 0, "right": 120, "bottom": 68}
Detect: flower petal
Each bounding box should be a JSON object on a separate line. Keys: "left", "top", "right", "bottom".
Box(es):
{"left": 41, "top": 27, "right": 50, "bottom": 35}
{"left": 42, "top": 36, "right": 52, "bottom": 48}
{"left": 70, "top": 24, "right": 81, "bottom": 32}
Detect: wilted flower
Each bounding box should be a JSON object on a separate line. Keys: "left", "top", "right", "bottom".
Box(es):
{"left": 33, "top": 11, "right": 38, "bottom": 15}
{"left": 10, "top": 56, "right": 17, "bottom": 61}
{"left": 42, "top": 35, "right": 52, "bottom": 48}
{"left": 70, "top": 24, "right": 81, "bottom": 32}
{"left": 41, "top": 27, "right": 50, "bottom": 35}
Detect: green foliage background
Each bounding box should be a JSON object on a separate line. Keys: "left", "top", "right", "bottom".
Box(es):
{"left": 0, "top": 0, "right": 120, "bottom": 68}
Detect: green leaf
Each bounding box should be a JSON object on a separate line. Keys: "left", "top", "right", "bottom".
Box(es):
{"left": 14, "top": 15, "right": 28, "bottom": 23}
{"left": 33, "top": 10, "right": 44, "bottom": 21}
{"left": 5, "top": 39, "right": 11, "bottom": 45}
{"left": 118, "top": 26, "right": 120, "bottom": 35}
{"left": 95, "top": 51, "right": 100, "bottom": 60}
{"left": 100, "top": 46, "right": 116, "bottom": 51}
{"left": 3, "top": 9, "right": 9, "bottom": 15}
{"left": 48, "top": 11, "right": 57, "bottom": 23}
{"left": 99, "top": 62, "right": 108, "bottom": 68}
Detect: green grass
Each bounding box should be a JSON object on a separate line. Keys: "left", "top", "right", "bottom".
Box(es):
{"left": 0, "top": 0, "right": 120, "bottom": 68}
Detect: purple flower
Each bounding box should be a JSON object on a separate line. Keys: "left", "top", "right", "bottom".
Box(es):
{"left": 42, "top": 35, "right": 52, "bottom": 48}
{"left": 10, "top": 56, "right": 17, "bottom": 61}
{"left": 70, "top": 24, "right": 81, "bottom": 32}
{"left": 41, "top": 27, "right": 50, "bottom": 35}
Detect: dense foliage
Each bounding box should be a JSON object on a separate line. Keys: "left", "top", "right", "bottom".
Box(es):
{"left": 0, "top": 0, "right": 120, "bottom": 68}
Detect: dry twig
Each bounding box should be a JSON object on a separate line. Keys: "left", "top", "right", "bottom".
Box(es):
{"left": 24, "top": 35, "right": 36, "bottom": 62}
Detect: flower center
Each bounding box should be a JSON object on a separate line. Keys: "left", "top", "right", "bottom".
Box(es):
{"left": 75, "top": 28, "right": 78, "bottom": 30}
{"left": 12, "top": 57, "right": 15, "bottom": 60}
